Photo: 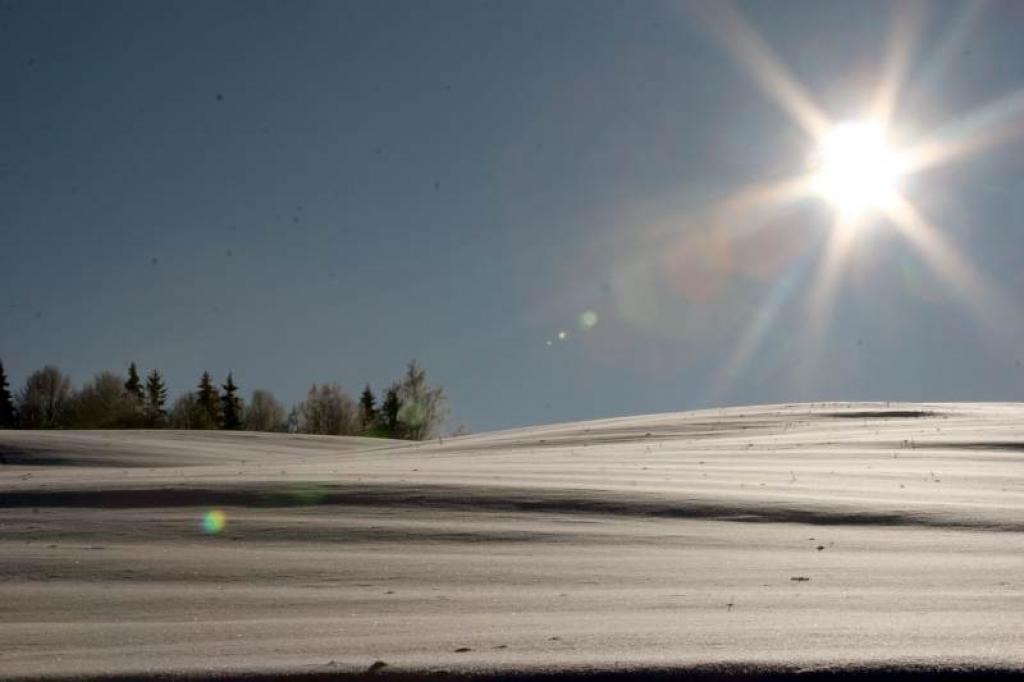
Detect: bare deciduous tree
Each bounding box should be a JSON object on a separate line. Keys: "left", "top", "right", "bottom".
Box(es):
{"left": 244, "top": 389, "right": 287, "bottom": 432}
{"left": 168, "top": 392, "right": 200, "bottom": 429}
{"left": 297, "top": 383, "right": 358, "bottom": 435}
{"left": 18, "top": 366, "right": 73, "bottom": 429}
{"left": 68, "top": 371, "right": 135, "bottom": 428}
{"left": 396, "top": 360, "right": 448, "bottom": 440}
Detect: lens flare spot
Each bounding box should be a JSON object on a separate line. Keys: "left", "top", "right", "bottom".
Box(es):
{"left": 201, "top": 509, "right": 227, "bottom": 534}
{"left": 579, "top": 310, "right": 599, "bottom": 329}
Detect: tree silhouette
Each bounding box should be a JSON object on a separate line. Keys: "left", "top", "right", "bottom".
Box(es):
{"left": 195, "top": 371, "right": 221, "bottom": 429}
{"left": 0, "top": 359, "right": 452, "bottom": 435}
{"left": 297, "top": 383, "right": 358, "bottom": 435}
{"left": 396, "top": 360, "right": 448, "bottom": 440}
{"left": 244, "top": 389, "right": 286, "bottom": 432}
{"left": 220, "top": 372, "right": 242, "bottom": 430}
{"left": 120, "top": 362, "right": 146, "bottom": 426}
{"left": 68, "top": 371, "right": 134, "bottom": 428}
{"left": 18, "top": 365, "right": 73, "bottom": 429}
{"left": 145, "top": 370, "right": 168, "bottom": 427}
{"left": 0, "top": 360, "right": 16, "bottom": 428}
{"left": 168, "top": 392, "right": 199, "bottom": 429}
{"left": 379, "top": 385, "right": 401, "bottom": 437}
{"left": 359, "top": 384, "right": 377, "bottom": 432}
{"left": 124, "top": 362, "right": 143, "bottom": 404}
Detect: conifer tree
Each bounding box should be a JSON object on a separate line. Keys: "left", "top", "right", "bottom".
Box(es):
{"left": 124, "top": 362, "right": 144, "bottom": 404}
{"left": 196, "top": 371, "right": 221, "bottom": 429}
{"left": 220, "top": 372, "right": 243, "bottom": 430}
{"left": 0, "top": 359, "right": 17, "bottom": 428}
{"left": 144, "top": 370, "right": 168, "bottom": 427}
{"left": 379, "top": 385, "right": 401, "bottom": 437}
{"left": 359, "top": 384, "right": 377, "bottom": 432}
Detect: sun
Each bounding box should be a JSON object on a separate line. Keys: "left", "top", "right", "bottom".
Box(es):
{"left": 812, "top": 120, "right": 904, "bottom": 218}
{"left": 687, "top": 2, "right": 1024, "bottom": 400}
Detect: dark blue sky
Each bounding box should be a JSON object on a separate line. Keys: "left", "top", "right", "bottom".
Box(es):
{"left": 3, "top": 0, "right": 1024, "bottom": 432}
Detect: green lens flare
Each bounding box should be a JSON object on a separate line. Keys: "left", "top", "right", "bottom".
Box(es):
{"left": 579, "top": 310, "right": 599, "bottom": 329}
{"left": 201, "top": 509, "right": 227, "bottom": 534}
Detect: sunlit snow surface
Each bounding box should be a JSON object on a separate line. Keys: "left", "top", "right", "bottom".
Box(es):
{"left": 2, "top": 403, "right": 1024, "bottom": 679}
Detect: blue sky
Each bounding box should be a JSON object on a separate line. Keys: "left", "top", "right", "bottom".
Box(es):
{"left": 3, "top": 0, "right": 1024, "bottom": 432}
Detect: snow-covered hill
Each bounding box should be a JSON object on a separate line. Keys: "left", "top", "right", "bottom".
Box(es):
{"left": 2, "top": 403, "right": 1023, "bottom": 679}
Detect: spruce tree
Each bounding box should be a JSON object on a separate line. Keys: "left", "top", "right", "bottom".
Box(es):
{"left": 124, "top": 362, "right": 144, "bottom": 404}
{"left": 144, "top": 370, "right": 168, "bottom": 427}
{"left": 379, "top": 386, "right": 401, "bottom": 437}
{"left": 0, "top": 359, "right": 16, "bottom": 428}
{"left": 196, "top": 371, "right": 221, "bottom": 429}
{"left": 220, "top": 372, "right": 242, "bottom": 430}
{"left": 359, "top": 384, "right": 377, "bottom": 432}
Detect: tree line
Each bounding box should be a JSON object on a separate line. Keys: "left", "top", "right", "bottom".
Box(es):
{"left": 0, "top": 358, "right": 448, "bottom": 440}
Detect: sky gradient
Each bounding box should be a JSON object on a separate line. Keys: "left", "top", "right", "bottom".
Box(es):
{"left": 3, "top": 0, "right": 1024, "bottom": 432}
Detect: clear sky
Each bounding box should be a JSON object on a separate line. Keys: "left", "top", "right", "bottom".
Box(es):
{"left": 3, "top": 0, "right": 1024, "bottom": 432}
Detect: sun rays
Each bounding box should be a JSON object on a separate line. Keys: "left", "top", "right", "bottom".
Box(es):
{"left": 685, "top": 0, "right": 1024, "bottom": 398}
{"left": 689, "top": 0, "right": 831, "bottom": 140}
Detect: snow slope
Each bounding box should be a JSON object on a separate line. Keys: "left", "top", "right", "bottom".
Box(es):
{"left": 2, "top": 403, "right": 1023, "bottom": 679}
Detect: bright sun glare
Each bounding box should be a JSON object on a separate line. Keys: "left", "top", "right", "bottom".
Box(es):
{"left": 692, "top": 1, "right": 1024, "bottom": 399}
{"left": 813, "top": 120, "right": 903, "bottom": 218}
